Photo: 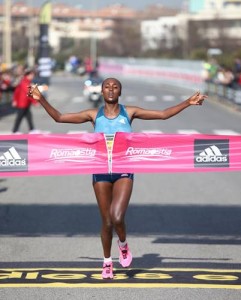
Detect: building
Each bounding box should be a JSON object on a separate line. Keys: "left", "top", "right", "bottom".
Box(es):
{"left": 204, "top": 0, "right": 241, "bottom": 10}
{"left": 1, "top": 1, "right": 241, "bottom": 64}
{"left": 188, "top": 0, "right": 241, "bottom": 13}
{"left": 0, "top": 2, "right": 138, "bottom": 59}
{"left": 141, "top": 16, "right": 178, "bottom": 51}
{"left": 177, "top": 0, "right": 241, "bottom": 56}
{"left": 188, "top": 0, "right": 205, "bottom": 13}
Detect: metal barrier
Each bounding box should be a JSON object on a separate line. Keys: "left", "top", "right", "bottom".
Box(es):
{"left": 205, "top": 82, "right": 241, "bottom": 106}
{"left": 0, "top": 91, "right": 15, "bottom": 117}
{"left": 99, "top": 57, "right": 241, "bottom": 109}
{"left": 99, "top": 57, "right": 204, "bottom": 91}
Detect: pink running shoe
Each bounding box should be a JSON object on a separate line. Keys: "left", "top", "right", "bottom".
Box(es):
{"left": 118, "top": 241, "right": 132, "bottom": 268}
{"left": 102, "top": 262, "right": 114, "bottom": 279}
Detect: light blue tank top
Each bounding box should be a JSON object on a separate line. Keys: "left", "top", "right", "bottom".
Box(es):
{"left": 94, "top": 104, "right": 132, "bottom": 134}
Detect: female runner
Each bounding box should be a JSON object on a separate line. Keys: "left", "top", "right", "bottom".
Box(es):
{"left": 28, "top": 77, "right": 207, "bottom": 279}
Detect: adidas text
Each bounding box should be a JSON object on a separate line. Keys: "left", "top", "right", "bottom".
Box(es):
{"left": 196, "top": 156, "right": 227, "bottom": 163}
{"left": 0, "top": 159, "right": 26, "bottom": 167}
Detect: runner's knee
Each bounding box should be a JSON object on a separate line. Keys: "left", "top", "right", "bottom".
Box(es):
{"left": 111, "top": 211, "right": 124, "bottom": 227}
{"left": 102, "top": 218, "right": 113, "bottom": 231}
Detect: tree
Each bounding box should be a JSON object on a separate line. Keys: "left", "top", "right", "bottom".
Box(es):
{"left": 99, "top": 19, "right": 141, "bottom": 57}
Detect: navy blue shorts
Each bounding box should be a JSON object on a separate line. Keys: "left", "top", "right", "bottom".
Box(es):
{"left": 93, "top": 173, "right": 134, "bottom": 184}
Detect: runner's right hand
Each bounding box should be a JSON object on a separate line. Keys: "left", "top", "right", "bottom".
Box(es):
{"left": 28, "top": 84, "right": 42, "bottom": 101}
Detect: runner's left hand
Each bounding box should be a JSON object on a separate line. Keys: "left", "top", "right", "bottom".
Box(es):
{"left": 188, "top": 91, "right": 208, "bottom": 105}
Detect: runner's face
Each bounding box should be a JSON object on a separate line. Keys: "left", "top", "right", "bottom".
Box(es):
{"left": 102, "top": 79, "right": 121, "bottom": 103}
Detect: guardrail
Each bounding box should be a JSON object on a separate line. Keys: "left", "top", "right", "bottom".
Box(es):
{"left": 99, "top": 57, "right": 241, "bottom": 109}
{"left": 99, "top": 57, "right": 204, "bottom": 91}
{"left": 0, "top": 90, "right": 14, "bottom": 117}
{"left": 204, "top": 81, "right": 241, "bottom": 107}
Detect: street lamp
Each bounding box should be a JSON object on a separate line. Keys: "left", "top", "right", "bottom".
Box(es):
{"left": 90, "top": 0, "right": 98, "bottom": 70}
{"left": 27, "top": 0, "right": 35, "bottom": 67}
{"left": 3, "top": 0, "right": 12, "bottom": 68}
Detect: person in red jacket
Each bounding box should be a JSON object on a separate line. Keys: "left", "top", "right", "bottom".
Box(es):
{"left": 12, "top": 68, "right": 37, "bottom": 133}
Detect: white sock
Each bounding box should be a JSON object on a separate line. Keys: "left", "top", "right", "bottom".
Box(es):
{"left": 118, "top": 240, "right": 127, "bottom": 248}
{"left": 104, "top": 256, "right": 112, "bottom": 264}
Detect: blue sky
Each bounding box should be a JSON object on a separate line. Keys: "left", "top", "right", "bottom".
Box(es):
{"left": 1, "top": 0, "right": 184, "bottom": 10}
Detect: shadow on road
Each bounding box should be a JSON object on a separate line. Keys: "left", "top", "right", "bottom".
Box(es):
{"left": 0, "top": 255, "right": 238, "bottom": 270}
{"left": 0, "top": 204, "right": 241, "bottom": 245}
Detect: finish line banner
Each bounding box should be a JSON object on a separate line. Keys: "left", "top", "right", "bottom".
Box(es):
{"left": 0, "top": 133, "right": 241, "bottom": 177}
{"left": 112, "top": 133, "right": 241, "bottom": 173}
{"left": 0, "top": 133, "right": 107, "bottom": 177}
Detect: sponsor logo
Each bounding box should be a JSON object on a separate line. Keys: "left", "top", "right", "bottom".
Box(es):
{"left": 48, "top": 148, "right": 96, "bottom": 163}
{"left": 0, "top": 267, "right": 240, "bottom": 288}
{"left": 0, "top": 140, "right": 28, "bottom": 172}
{"left": 125, "top": 147, "right": 173, "bottom": 161}
{"left": 104, "top": 134, "right": 115, "bottom": 173}
{"left": 194, "top": 139, "right": 229, "bottom": 168}
{"left": 121, "top": 173, "right": 129, "bottom": 177}
{"left": 119, "top": 118, "right": 126, "bottom": 124}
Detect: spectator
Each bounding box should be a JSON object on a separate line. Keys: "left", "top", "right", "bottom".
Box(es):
{"left": 202, "top": 58, "right": 219, "bottom": 82}
{"left": 233, "top": 58, "right": 241, "bottom": 88}
{"left": 215, "top": 66, "right": 225, "bottom": 84}
{"left": 215, "top": 66, "right": 234, "bottom": 88}
{"left": 223, "top": 67, "right": 235, "bottom": 88}
{"left": 235, "top": 71, "right": 241, "bottom": 89}
{"left": 84, "top": 56, "right": 93, "bottom": 75}
{"left": 12, "top": 68, "right": 38, "bottom": 133}
{"left": 0, "top": 70, "right": 13, "bottom": 104}
{"left": 11, "top": 64, "right": 24, "bottom": 89}
{"left": 233, "top": 58, "right": 241, "bottom": 74}
{"left": 0, "top": 70, "right": 12, "bottom": 92}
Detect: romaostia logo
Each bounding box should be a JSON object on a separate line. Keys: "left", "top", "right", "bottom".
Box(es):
{"left": 48, "top": 148, "right": 96, "bottom": 162}
{"left": 125, "top": 146, "right": 173, "bottom": 161}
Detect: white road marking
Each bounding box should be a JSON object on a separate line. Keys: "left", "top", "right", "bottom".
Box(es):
{"left": 144, "top": 95, "right": 157, "bottom": 102}
{"left": 177, "top": 130, "right": 200, "bottom": 135}
{"left": 141, "top": 130, "right": 163, "bottom": 133}
{"left": 67, "top": 130, "right": 88, "bottom": 134}
{"left": 72, "top": 96, "right": 85, "bottom": 103}
{"left": 0, "top": 131, "right": 13, "bottom": 135}
{"left": 212, "top": 130, "right": 241, "bottom": 136}
{"left": 0, "top": 130, "right": 51, "bottom": 135}
{"left": 29, "top": 130, "right": 51, "bottom": 134}
{"left": 162, "top": 95, "right": 175, "bottom": 101}
{"left": 125, "top": 96, "right": 138, "bottom": 102}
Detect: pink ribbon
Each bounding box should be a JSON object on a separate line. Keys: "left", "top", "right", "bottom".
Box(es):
{"left": 0, "top": 133, "right": 241, "bottom": 177}
{"left": 112, "top": 133, "right": 241, "bottom": 173}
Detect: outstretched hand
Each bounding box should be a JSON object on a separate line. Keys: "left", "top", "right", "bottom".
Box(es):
{"left": 28, "top": 84, "right": 42, "bottom": 101}
{"left": 188, "top": 91, "right": 208, "bottom": 106}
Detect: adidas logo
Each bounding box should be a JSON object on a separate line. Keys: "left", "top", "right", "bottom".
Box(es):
{"left": 196, "top": 145, "right": 227, "bottom": 163}
{"left": 199, "top": 145, "right": 222, "bottom": 156}
{"left": 119, "top": 118, "right": 126, "bottom": 124}
{"left": 0, "top": 147, "right": 21, "bottom": 160}
{"left": 0, "top": 146, "right": 26, "bottom": 167}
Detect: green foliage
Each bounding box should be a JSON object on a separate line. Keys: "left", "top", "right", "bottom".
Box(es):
{"left": 233, "top": 48, "right": 241, "bottom": 58}
{"left": 52, "top": 38, "right": 91, "bottom": 70}
{"left": 12, "top": 50, "right": 28, "bottom": 64}
{"left": 188, "top": 47, "right": 241, "bottom": 67}
{"left": 212, "top": 52, "right": 241, "bottom": 69}
{"left": 190, "top": 48, "right": 207, "bottom": 60}
{"left": 217, "top": 54, "right": 235, "bottom": 68}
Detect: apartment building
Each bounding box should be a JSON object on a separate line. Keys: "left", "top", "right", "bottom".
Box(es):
{"left": 178, "top": 0, "right": 241, "bottom": 53}
{"left": 0, "top": 2, "right": 138, "bottom": 55}
{"left": 1, "top": 1, "right": 241, "bottom": 61}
